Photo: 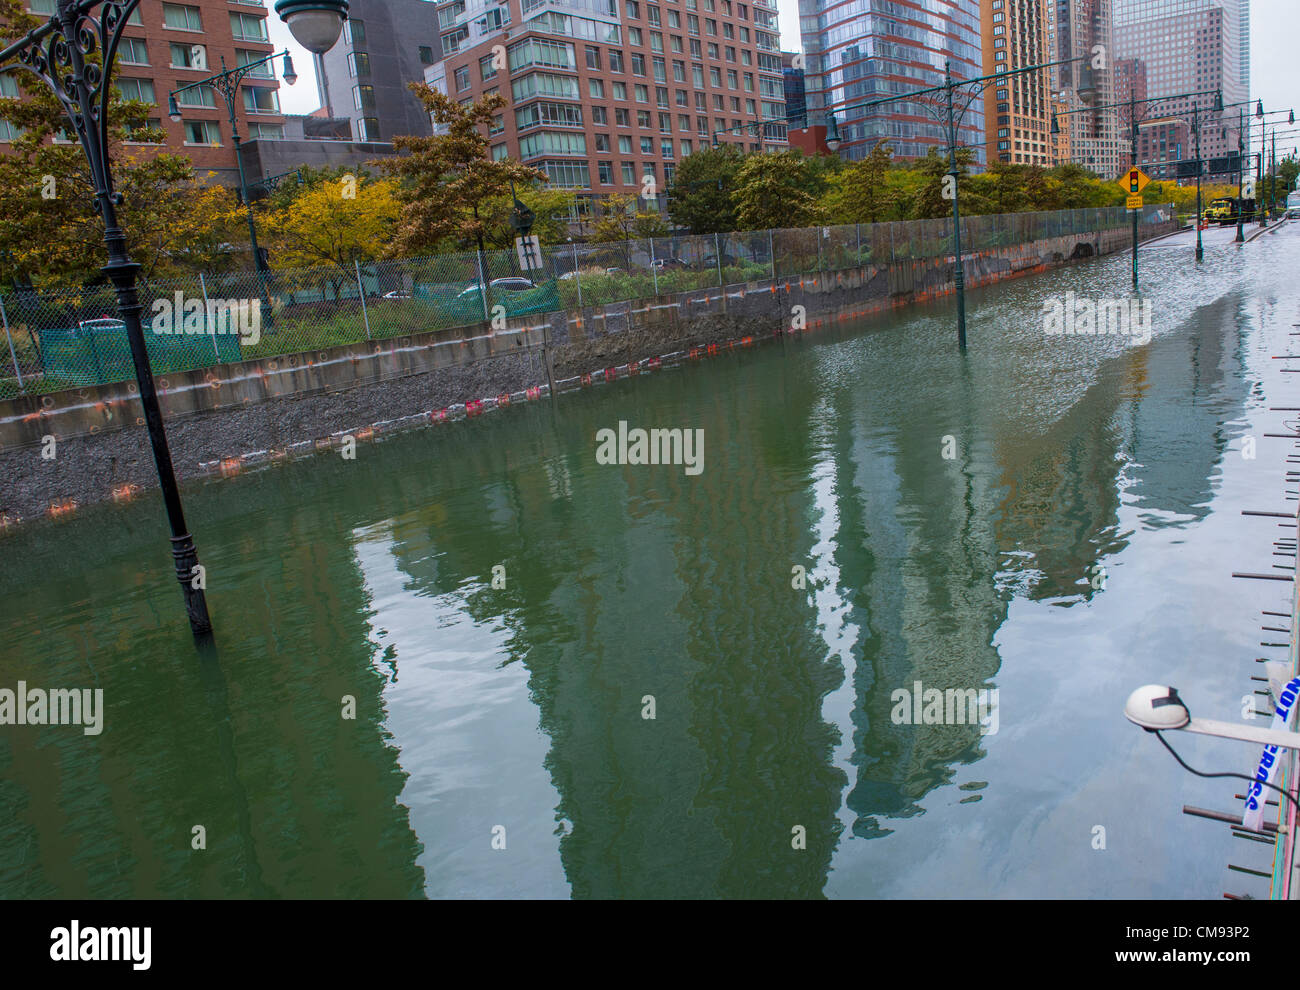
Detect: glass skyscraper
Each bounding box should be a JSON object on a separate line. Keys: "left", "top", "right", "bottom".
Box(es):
{"left": 798, "top": 0, "right": 986, "bottom": 164}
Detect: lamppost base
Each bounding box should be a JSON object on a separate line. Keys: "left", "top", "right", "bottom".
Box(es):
{"left": 172, "top": 534, "right": 214, "bottom": 637}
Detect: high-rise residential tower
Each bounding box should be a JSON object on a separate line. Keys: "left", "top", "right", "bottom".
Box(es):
{"left": 429, "top": 0, "right": 787, "bottom": 214}
{"left": 981, "top": 0, "right": 1053, "bottom": 167}
{"left": 798, "top": 0, "right": 985, "bottom": 164}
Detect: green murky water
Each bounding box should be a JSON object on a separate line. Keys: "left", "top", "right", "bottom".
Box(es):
{"left": 3, "top": 224, "right": 1299, "bottom": 898}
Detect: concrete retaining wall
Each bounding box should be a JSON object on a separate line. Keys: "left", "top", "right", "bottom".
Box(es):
{"left": 0, "top": 219, "right": 1174, "bottom": 526}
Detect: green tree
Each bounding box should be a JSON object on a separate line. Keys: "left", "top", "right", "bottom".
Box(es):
{"left": 666, "top": 144, "right": 744, "bottom": 233}
{"left": 908, "top": 147, "right": 979, "bottom": 220}
{"left": 734, "top": 150, "right": 826, "bottom": 230}
{"left": 821, "top": 140, "right": 897, "bottom": 223}
{"left": 376, "top": 86, "right": 545, "bottom": 258}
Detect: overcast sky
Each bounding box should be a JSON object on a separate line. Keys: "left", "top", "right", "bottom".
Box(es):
{"left": 271, "top": 0, "right": 1298, "bottom": 157}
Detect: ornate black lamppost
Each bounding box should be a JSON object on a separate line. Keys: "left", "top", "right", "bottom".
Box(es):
{"left": 0, "top": 0, "right": 349, "bottom": 638}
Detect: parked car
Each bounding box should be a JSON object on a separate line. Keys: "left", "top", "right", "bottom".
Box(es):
{"left": 1287, "top": 190, "right": 1300, "bottom": 219}
{"left": 457, "top": 277, "right": 537, "bottom": 299}
{"left": 651, "top": 256, "right": 688, "bottom": 270}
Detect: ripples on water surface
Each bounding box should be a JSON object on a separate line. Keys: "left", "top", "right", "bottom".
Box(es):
{"left": 3, "top": 226, "right": 1299, "bottom": 898}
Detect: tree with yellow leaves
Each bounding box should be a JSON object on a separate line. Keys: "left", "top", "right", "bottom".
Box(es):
{"left": 264, "top": 173, "right": 399, "bottom": 293}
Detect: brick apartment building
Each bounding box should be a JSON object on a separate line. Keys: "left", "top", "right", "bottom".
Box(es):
{"left": 0, "top": 0, "right": 285, "bottom": 187}
{"left": 981, "top": 0, "right": 1053, "bottom": 167}
{"left": 428, "top": 0, "right": 788, "bottom": 215}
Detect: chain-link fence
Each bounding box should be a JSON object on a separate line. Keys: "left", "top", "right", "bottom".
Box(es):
{"left": 0, "top": 205, "right": 1173, "bottom": 400}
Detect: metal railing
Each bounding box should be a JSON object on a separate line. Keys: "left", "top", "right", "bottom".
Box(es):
{"left": 0, "top": 204, "right": 1173, "bottom": 400}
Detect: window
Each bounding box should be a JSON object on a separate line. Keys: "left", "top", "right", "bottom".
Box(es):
{"left": 183, "top": 119, "right": 220, "bottom": 145}
{"left": 599, "top": 161, "right": 614, "bottom": 184}
{"left": 162, "top": 3, "right": 202, "bottom": 31}
{"left": 119, "top": 37, "right": 149, "bottom": 65}
{"left": 519, "top": 131, "right": 587, "bottom": 158}
{"left": 455, "top": 65, "right": 471, "bottom": 90}
{"left": 659, "top": 112, "right": 671, "bottom": 132}
{"left": 229, "top": 12, "right": 267, "bottom": 42}
{"left": 640, "top": 135, "right": 653, "bottom": 153}
{"left": 619, "top": 135, "right": 633, "bottom": 153}
{"left": 236, "top": 49, "right": 274, "bottom": 78}
{"left": 509, "top": 39, "right": 576, "bottom": 71}
{"left": 632, "top": 53, "right": 645, "bottom": 75}
{"left": 345, "top": 19, "right": 365, "bottom": 44}
{"left": 626, "top": 0, "right": 639, "bottom": 16}
{"left": 647, "top": 4, "right": 661, "bottom": 25}
{"left": 115, "top": 78, "right": 155, "bottom": 104}
{"left": 673, "top": 60, "right": 686, "bottom": 82}
{"left": 489, "top": 114, "right": 505, "bottom": 134}
{"left": 123, "top": 117, "right": 161, "bottom": 144}
{"left": 590, "top": 78, "right": 606, "bottom": 98}
{"left": 170, "top": 43, "right": 207, "bottom": 70}
{"left": 661, "top": 138, "right": 674, "bottom": 158}
{"left": 671, "top": 35, "right": 683, "bottom": 53}
{"left": 242, "top": 87, "right": 279, "bottom": 114}
{"left": 353, "top": 84, "right": 376, "bottom": 110}
{"left": 420, "top": 46, "right": 435, "bottom": 66}
{"left": 609, "top": 49, "right": 624, "bottom": 72}
{"left": 350, "top": 52, "right": 372, "bottom": 77}
{"left": 676, "top": 89, "right": 688, "bottom": 106}
{"left": 595, "top": 133, "right": 611, "bottom": 151}
{"left": 511, "top": 73, "right": 580, "bottom": 100}
{"left": 637, "top": 109, "right": 651, "bottom": 127}
{"left": 622, "top": 162, "right": 636, "bottom": 184}
{"left": 635, "top": 83, "right": 649, "bottom": 102}
{"left": 492, "top": 143, "right": 509, "bottom": 160}
{"left": 705, "top": 18, "right": 716, "bottom": 35}
{"left": 586, "top": 46, "right": 601, "bottom": 69}
{"left": 592, "top": 106, "right": 608, "bottom": 124}
{"left": 613, "top": 81, "right": 628, "bottom": 100}
{"left": 668, "top": 10, "right": 680, "bottom": 27}
{"left": 539, "top": 161, "right": 590, "bottom": 188}
{"left": 628, "top": 26, "right": 642, "bottom": 45}
{"left": 678, "top": 113, "right": 691, "bottom": 131}
{"left": 727, "top": 69, "right": 737, "bottom": 88}
{"left": 693, "top": 64, "right": 704, "bottom": 87}
{"left": 725, "top": 46, "right": 735, "bottom": 62}
{"left": 709, "top": 67, "right": 721, "bottom": 86}
{"left": 653, "top": 56, "right": 666, "bottom": 82}
{"left": 246, "top": 123, "right": 284, "bottom": 140}
{"left": 616, "top": 108, "right": 630, "bottom": 126}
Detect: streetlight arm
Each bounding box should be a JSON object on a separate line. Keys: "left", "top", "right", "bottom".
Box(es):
{"left": 170, "top": 49, "right": 293, "bottom": 116}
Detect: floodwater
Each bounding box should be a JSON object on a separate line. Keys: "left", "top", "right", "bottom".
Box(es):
{"left": 3, "top": 222, "right": 1299, "bottom": 899}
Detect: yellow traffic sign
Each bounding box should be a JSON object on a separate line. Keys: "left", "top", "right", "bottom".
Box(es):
{"left": 1125, "top": 193, "right": 1144, "bottom": 210}
{"left": 1119, "top": 168, "right": 1151, "bottom": 194}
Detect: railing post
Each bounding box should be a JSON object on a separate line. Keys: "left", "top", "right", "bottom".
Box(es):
{"left": 649, "top": 237, "right": 659, "bottom": 295}
{"left": 714, "top": 232, "right": 723, "bottom": 286}
{"left": 355, "top": 259, "right": 372, "bottom": 340}
{"left": 197, "top": 272, "right": 220, "bottom": 360}
{"left": 768, "top": 228, "right": 776, "bottom": 279}
{"left": 572, "top": 241, "right": 583, "bottom": 310}
{"left": 0, "top": 291, "right": 23, "bottom": 393}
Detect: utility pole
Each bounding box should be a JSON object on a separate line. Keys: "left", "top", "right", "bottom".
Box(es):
{"left": 1130, "top": 91, "right": 1139, "bottom": 288}
{"left": 944, "top": 61, "right": 967, "bottom": 351}
{"left": 1236, "top": 108, "right": 1246, "bottom": 243}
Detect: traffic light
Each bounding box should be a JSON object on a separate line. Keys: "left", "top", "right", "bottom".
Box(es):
{"left": 1128, "top": 169, "right": 1140, "bottom": 194}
